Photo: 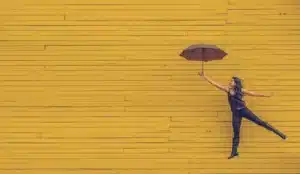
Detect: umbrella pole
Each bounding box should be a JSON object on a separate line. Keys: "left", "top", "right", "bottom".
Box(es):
{"left": 202, "top": 48, "right": 204, "bottom": 74}
{"left": 201, "top": 61, "right": 204, "bottom": 74}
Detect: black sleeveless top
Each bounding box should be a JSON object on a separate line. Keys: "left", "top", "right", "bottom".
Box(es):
{"left": 228, "top": 89, "right": 246, "bottom": 111}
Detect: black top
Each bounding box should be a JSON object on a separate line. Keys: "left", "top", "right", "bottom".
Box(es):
{"left": 227, "top": 89, "right": 246, "bottom": 111}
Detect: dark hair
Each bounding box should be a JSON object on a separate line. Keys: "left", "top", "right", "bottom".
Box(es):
{"left": 232, "top": 76, "right": 243, "bottom": 96}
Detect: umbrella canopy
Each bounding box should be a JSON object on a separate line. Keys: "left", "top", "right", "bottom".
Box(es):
{"left": 179, "top": 44, "right": 227, "bottom": 73}
{"left": 180, "top": 44, "right": 227, "bottom": 62}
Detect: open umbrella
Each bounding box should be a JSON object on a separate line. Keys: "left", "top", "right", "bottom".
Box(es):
{"left": 179, "top": 44, "right": 227, "bottom": 73}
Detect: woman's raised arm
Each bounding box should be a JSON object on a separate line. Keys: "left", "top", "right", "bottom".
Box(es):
{"left": 198, "top": 72, "right": 229, "bottom": 93}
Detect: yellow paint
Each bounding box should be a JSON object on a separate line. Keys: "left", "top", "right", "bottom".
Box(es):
{"left": 0, "top": 0, "right": 300, "bottom": 173}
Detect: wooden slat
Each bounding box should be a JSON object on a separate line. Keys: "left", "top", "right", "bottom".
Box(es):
{"left": 0, "top": 15, "right": 64, "bottom": 21}
{"left": 1, "top": 20, "right": 226, "bottom": 26}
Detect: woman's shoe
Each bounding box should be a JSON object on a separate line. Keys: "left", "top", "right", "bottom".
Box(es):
{"left": 280, "top": 133, "right": 287, "bottom": 140}
{"left": 228, "top": 152, "right": 239, "bottom": 159}
{"left": 275, "top": 131, "right": 287, "bottom": 140}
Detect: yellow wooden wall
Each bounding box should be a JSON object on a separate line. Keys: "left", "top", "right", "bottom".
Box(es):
{"left": 1, "top": 0, "right": 300, "bottom": 173}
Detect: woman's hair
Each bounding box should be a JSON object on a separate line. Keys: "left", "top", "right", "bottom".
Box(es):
{"left": 232, "top": 76, "right": 243, "bottom": 94}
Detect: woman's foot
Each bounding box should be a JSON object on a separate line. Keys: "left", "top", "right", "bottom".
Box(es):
{"left": 277, "top": 132, "right": 287, "bottom": 140}
{"left": 228, "top": 152, "right": 239, "bottom": 159}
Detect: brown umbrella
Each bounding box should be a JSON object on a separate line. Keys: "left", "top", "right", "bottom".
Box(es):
{"left": 179, "top": 44, "right": 227, "bottom": 73}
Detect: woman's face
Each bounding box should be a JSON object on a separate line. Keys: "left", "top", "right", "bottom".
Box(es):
{"left": 229, "top": 79, "right": 235, "bottom": 88}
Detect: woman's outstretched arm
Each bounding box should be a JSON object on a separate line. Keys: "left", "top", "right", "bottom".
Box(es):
{"left": 198, "top": 72, "right": 229, "bottom": 93}
{"left": 242, "top": 89, "right": 272, "bottom": 97}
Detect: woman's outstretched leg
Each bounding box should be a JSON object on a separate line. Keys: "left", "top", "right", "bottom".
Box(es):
{"left": 240, "top": 108, "right": 287, "bottom": 139}
{"left": 229, "top": 112, "right": 242, "bottom": 159}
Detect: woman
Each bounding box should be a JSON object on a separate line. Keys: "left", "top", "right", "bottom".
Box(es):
{"left": 199, "top": 72, "right": 287, "bottom": 159}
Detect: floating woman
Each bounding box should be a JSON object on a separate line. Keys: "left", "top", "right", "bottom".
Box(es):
{"left": 198, "top": 72, "right": 287, "bottom": 159}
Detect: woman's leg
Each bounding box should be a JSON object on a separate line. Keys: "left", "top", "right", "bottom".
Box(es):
{"left": 229, "top": 112, "right": 242, "bottom": 159}
{"left": 240, "top": 108, "right": 287, "bottom": 139}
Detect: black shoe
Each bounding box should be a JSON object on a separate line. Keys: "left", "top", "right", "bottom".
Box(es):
{"left": 228, "top": 152, "right": 239, "bottom": 159}
{"left": 277, "top": 132, "right": 287, "bottom": 140}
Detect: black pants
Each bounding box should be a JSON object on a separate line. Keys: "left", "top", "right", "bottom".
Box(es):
{"left": 231, "top": 107, "right": 286, "bottom": 154}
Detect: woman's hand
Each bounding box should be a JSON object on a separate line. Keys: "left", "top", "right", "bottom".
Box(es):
{"left": 198, "top": 71, "right": 205, "bottom": 79}
{"left": 259, "top": 92, "right": 274, "bottom": 97}
{"left": 265, "top": 92, "right": 274, "bottom": 97}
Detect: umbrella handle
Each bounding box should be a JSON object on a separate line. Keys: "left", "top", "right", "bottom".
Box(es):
{"left": 202, "top": 61, "right": 204, "bottom": 74}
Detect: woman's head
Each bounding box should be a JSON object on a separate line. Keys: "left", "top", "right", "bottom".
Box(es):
{"left": 229, "top": 76, "right": 243, "bottom": 90}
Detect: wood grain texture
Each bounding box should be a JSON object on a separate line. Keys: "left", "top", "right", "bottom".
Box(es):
{"left": 0, "top": 0, "right": 300, "bottom": 173}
